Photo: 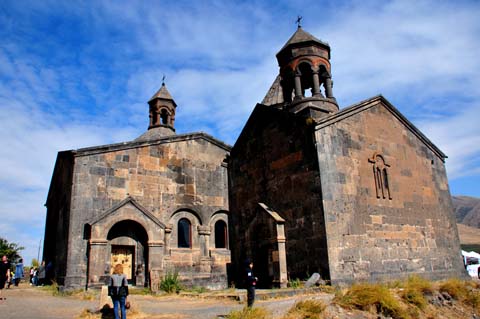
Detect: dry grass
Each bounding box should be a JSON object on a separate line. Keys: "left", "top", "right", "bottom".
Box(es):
{"left": 400, "top": 275, "right": 434, "bottom": 310}
{"left": 282, "top": 299, "right": 326, "bottom": 319}
{"left": 224, "top": 306, "right": 271, "bottom": 319}
{"left": 439, "top": 278, "right": 469, "bottom": 300}
{"left": 333, "top": 282, "right": 408, "bottom": 319}
{"left": 439, "top": 278, "right": 480, "bottom": 310}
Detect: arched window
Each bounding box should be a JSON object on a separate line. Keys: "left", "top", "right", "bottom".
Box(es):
{"left": 160, "top": 109, "right": 169, "bottom": 125}
{"left": 214, "top": 220, "right": 227, "bottom": 249}
{"left": 298, "top": 62, "right": 314, "bottom": 97}
{"left": 178, "top": 218, "right": 191, "bottom": 248}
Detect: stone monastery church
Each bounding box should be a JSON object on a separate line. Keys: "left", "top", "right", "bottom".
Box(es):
{"left": 45, "top": 27, "right": 466, "bottom": 290}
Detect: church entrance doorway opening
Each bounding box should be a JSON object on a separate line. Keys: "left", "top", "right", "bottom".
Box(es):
{"left": 107, "top": 220, "right": 149, "bottom": 286}
{"left": 111, "top": 245, "right": 134, "bottom": 280}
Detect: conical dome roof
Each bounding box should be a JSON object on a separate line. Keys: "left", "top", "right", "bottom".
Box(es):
{"left": 278, "top": 27, "right": 329, "bottom": 53}
{"left": 149, "top": 83, "right": 176, "bottom": 105}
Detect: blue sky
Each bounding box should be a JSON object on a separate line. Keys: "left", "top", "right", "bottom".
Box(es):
{"left": 1, "top": 0, "right": 479, "bottom": 265}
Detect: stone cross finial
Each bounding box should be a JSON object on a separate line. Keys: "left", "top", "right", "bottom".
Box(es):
{"left": 296, "top": 16, "right": 302, "bottom": 28}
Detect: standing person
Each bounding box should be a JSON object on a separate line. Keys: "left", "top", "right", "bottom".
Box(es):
{"left": 0, "top": 255, "right": 11, "bottom": 301}
{"left": 14, "top": 258, "right": 24, "bottom": 286}
{"left": 29, "top": 267, "right": 34, "bottom": 285}
{"left": 244, "top": 259, "right": 258, "bottom": 307}
{"left": 33, "top": 267, "right": 38, "bottom": 286}
{"left": 37, "top": 261, "right": 46, "bottom": 286}
{"left": 45, "top": 261, "right": 53, "bottom": 284}
{"left": 108, "top": 264, "right": 129, "bottom": 319}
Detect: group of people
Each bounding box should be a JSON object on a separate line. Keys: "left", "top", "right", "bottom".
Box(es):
{"left": 28, "top": 261, "right": 48, "bottom": 286}
{"left": 0, "top": 255, "right": 53, "bottom": 303}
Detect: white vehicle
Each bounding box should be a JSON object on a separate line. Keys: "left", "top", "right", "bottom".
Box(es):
{"left": 466, "top": 263, "right": 480, "bottom": 278}
{"left": 462, "top": 250, "right": 480, "bottom": 278}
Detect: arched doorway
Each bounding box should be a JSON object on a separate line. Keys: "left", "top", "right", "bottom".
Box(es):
{"left": 107, "top": 220, "right": 149, "bottom": 286}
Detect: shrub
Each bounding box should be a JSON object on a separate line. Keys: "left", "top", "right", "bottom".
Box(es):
{"left": 129, "top": 287, "right": 151, "bottom": 295}
{"left": 283, "top": 299, "right": 326, "bottom": 319}
{"left": 401, "top": 275, "right": 433, "bottom": 310}
{"left": 334, "top": 282, "right": 408, "bottom": 319}
{"left": 317, "top": 284, "right": 336, "bottom": 294}
{"left": 439, "top": 278, "right": 480, "bottom": 311}
{"left": 160, "top": 271, "right": 181, "bottom": 293}
{"left": 439, "top": 278, "right": 468, "bottom": 300}
{"left": 466, "top": 290, "right": 480, "bottom": 310}
{"left": 225, "top": 307, "right": 270, "bottom": 319}
{"left": 288, "top": 278, "right": 303, "bottom": 289}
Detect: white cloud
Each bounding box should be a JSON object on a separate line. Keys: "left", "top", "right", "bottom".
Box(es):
{"left": 418, "top": 104, "right": 480, "bottom": 179}
{"left": 323, "top": 0, "right": 480, "bottom": 107}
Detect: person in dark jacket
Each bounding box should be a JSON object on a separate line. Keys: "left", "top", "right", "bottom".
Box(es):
{"left": 244, "top": 259, "right": 258, "bottom": 307}
{"left": 0, "top": 255, "right": 11, "bottom": 301}
{"left": 108, "top": 264, "right": 129, "bottom": 319}
{"left": 37, "top": 261, "right": 46, "bottom": 286}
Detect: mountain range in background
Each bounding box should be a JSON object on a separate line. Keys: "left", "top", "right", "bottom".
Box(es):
{"left": 453, "top": 196, "right": 480, "bottom": 228}
{"left": 452, "top": 195, "right": 480, "bottom": 252}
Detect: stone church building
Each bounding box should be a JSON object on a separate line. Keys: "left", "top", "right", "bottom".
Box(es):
{"left": 44, "top": 27, "right": 465, "bottom": 290}
{"left": 45, "top": 83, "right": 231, "bottom": 289}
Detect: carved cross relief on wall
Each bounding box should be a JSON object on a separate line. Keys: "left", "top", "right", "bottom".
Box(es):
{"left": 368, "top": 153, "right": 392, "bottom": 200}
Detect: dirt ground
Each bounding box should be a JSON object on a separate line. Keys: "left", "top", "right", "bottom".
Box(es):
{"left": 0, "top": 283, "right": 332, "bottom": 319}
{"left": 1, "top": 280, "right": 479, "bottom": 319}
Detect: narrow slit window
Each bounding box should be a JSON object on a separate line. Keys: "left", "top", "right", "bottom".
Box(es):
{"left": 214, "top": 220, "right": 227, "bottom": 249}
{"left": 178, "top": 218, "right": 191, "bottom": 248}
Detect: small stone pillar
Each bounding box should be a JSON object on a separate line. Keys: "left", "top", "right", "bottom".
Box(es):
{"left": 312, "top": 71, "right": 322, "bottom": 97}
{"left": 88, "top": 239, "right": 108, "bottom": 285}
{"left": 276, "top": 224, "right": 288, "bottom": 288}
{"left": 198, "top": 226, "right": 212, "bottom": 274}
{"left": 324, "top": 76, "right": 334, "bottom": 99}
{"left": 198, "top": 226, "right": 211, "bottom": 257}
{"left": 294, "top": 74, "right": 303, "bottom": 100}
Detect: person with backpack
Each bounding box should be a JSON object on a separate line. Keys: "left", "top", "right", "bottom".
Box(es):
{"left": 108, "top": 264, "right": 129, "bottom": 319}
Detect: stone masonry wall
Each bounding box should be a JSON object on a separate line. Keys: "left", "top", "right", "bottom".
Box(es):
{"left": 44, "top": 152, "right": 75, "bottom": 285}
{"left": 229, "top": 105, "right": 329, "bottom": 286}
{"left": 315, "top": 100, "right": 465, "bottom": 284}
{"left": 64, "top": 135, "right": 230, "bottom": 288}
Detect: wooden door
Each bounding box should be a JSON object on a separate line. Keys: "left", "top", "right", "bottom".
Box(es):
{"left": 111, "top": 246, "right": 134, "bottom": 280}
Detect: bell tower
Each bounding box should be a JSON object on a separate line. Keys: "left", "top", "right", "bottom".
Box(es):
{"left": 135, "top": 81, "right": 177, "bottom": 141}
{"left": 276, "top": 26, "right": 338, "bottom": 118}
{"left": 148, "top": 82, "right": 176, "bottom": 132}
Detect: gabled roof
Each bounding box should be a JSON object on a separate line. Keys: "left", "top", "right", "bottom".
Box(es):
{"left": 277, "top": 27, "right": 330, "bottom": 56}
{"left": 258, "top": 203, "right": 285, "bottom": 223}
{"left": 314, "top": 95, "right": 447, "bottom": 161}
{"left": 149, "top": 83, "right": 175, "bottom": 104}
{"left": 89, "top": 196, "right": 165, "bottom": 228}
{"left": 64, "top": 131, "right": 230, "bottom": 157}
